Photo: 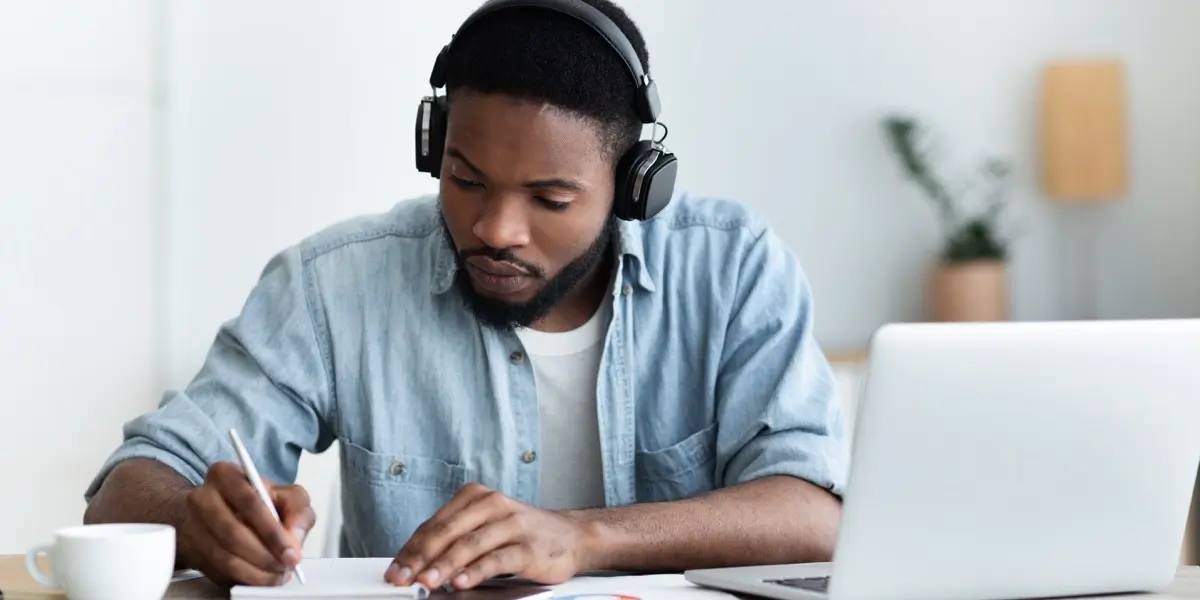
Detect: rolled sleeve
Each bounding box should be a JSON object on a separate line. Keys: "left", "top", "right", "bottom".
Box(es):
{"left": 715, "top": 228, "right": 849, "bottom": 497}
{"left": 85, "top": 246, "right": 337, "bottom": 502}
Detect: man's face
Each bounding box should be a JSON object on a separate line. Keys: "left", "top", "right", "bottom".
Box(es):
{"left": 438, "top": 91, "right": 617, "bottom": 330}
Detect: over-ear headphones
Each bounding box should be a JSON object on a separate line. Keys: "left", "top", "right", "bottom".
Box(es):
{"left": 414, "top": 0, "right": 678, "bottom": 221}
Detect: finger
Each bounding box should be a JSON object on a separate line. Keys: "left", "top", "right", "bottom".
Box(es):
{"left": 187, "top": 510, "right": 291, "bottom": 587}
{"left": 408, "top": 488, "right": 515, "bottom": 585}
{"left": 420, "top": 514, "right": 525, "bottom": 589}
{"left": 387, "top": 483, "right": 494, "bottom": 582}
{"left": 395, "top": 483, "right": 490, "bottom": 565}
{"left": 423, "top": 483, "right": 494, "bottom": 530}
{"left": 273, "top": 484, "right": 317, "bottom": 552}
{"left": 387, "top": 485, "right": 509, "bottom": 585}
{"left": 212, "top": 466, "right": 298, "bottom": 567}
{"left": 188, "top": 484, "right": 286, "bottom": 575}
{"left": 452, "top": 544, "right": 532, "bottom": 590}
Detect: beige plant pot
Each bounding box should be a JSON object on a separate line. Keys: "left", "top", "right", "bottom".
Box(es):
{"left": 928, "top": 260, "right": 1010, "bottom": 322}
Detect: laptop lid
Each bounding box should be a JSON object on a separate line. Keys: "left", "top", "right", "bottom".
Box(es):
{"left": 827, "top": 319, "right": 1200, "bottom": 600}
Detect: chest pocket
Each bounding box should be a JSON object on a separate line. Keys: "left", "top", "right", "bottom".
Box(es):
{"left": 339, "top": 440, "right": 471, "bottom": 556}
{"left": 634, "top": 423, "right": 718, "bottom": 502}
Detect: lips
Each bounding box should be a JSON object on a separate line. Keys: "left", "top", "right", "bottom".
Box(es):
{"left": 466, "top": 256, "right": 530, "bottom": 277}
{"left": 464, "top": 257, "right": 532, "bottom": 296}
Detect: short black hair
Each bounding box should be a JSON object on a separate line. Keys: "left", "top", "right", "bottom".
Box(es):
{"left": 442, "top": 0, "right": 650, "bottom": 162}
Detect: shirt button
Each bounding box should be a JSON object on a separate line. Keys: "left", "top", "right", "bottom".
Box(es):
{"left": 521, "top": 450, "right": 537, "bottom": 464}
{"left": 622, "top": 284, "right": 633, "bottom": 296}
{"left": 389, "top": 461, "right": 406, "bottom": 476}
{"left": 510, "top": 350, "right": 525, "bottom": 365}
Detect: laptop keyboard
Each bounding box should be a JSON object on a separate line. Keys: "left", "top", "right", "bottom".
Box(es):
{"left": 765, "top": 575, "right": 831, "bottom": 593}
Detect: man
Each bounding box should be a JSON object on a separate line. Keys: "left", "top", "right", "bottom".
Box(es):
{"left": 83, "top": 0, "right": 847, "bottom": 592}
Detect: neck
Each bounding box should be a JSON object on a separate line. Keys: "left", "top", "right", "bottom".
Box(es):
{"left": 528, "top": 251, "right": 614, "bottom": 333}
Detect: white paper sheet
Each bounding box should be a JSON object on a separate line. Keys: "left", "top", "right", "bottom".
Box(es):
{"left": 230, "top": 558, "right": 429, "bottom": 599}
{"left": 228, "top": 558, "right": 738, "bottom": 600}
{"left": 549, "top": 573, "right": 740, "bottom": 599}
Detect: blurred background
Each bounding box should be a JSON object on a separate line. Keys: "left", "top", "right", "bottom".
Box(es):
{"left": 3, "top": 0, "right": 1199, "bottom": 556}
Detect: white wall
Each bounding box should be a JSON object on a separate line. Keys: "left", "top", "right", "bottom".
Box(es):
{"left": 4, "top": 0, "right": 1199, "bottom": 557}
{"left": 156, "top": 0, "right": 1200, "bottom": 554}
{"left": 160, "top": 0, "right": 1200, "bottom": 384}
{"left": 0, "top": 1, "right": 158, "bottom": 552}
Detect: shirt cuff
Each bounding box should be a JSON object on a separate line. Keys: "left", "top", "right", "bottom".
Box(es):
{"left": 84, "top": 438, "right": 207, "bottom": 503}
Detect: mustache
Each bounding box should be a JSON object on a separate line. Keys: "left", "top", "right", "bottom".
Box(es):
{"left": 458, "top": 247, "right": 546, "bottom": 279}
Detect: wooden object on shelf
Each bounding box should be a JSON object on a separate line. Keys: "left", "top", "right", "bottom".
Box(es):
{"left": 928, "top": 260, "right": 1009, "bottom": 322}
{"left": 826, "top": 348, "right": 867, "bottom": 366}
{"left": 1040, "top": 58, "right": 1127, "bottom": 202}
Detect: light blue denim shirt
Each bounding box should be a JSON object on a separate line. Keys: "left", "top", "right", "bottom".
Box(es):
{"left": 85, "top": 190, "right": 848, "bottom": 558}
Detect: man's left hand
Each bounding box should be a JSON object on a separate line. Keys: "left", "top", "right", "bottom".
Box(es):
{"left": 385, "top": 483, "right": 598, "bottom": 591}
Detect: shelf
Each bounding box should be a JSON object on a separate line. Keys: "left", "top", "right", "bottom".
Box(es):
{"left": 825, "top": 348, "right": 868, "bottom": 366}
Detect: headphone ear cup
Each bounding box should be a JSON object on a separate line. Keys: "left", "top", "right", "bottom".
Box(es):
{"left": 613, "top": 140, "right": 677, "bottom": 221}
{"left": 613, "top": 140, "right": 651, "bottom": 220}
{"left": 414, "top": 96, "right": 448, "bottom": 177}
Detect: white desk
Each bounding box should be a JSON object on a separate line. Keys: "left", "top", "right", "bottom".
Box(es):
{"left": 106, "top": 567, "right": 1200, "bottom": 599}
{"left": 9, "top": 556, "right": 1200, "bottom": 600}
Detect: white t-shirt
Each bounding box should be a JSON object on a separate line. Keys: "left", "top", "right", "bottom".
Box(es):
{"left": 513, "top": 295, "right": 612, "bottom": 511}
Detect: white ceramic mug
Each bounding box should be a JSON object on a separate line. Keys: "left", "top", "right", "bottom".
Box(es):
{"left": 25, "top": 523, "right": 176, "bottom": 600}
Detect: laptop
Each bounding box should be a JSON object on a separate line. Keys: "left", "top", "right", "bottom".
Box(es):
{"left": 686, "top": 319, "right": 1200, "bottom": 600}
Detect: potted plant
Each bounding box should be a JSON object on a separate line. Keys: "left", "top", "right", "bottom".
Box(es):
{"left": 881, "top": 115, "right": 1017, "bottom": 322}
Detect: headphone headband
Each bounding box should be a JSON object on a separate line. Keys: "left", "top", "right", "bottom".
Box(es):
{"left": 415, "top": 0, "right": 678, "bottom": 220}
{"left": 428, "top": 0, "right": 661, "bottom": 124}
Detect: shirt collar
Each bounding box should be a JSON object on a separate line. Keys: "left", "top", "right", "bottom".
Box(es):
{"left": 615, "top": 217, "right": 655, "bottom": 293}
{"left": 430, "top": 224, "right": 457, "bottom": 295}
{"left": 429, "top": 216, "right": 656, "bottom": 296}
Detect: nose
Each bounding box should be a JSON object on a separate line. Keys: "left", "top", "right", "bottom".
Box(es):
{"left": 472, "top": 193, "right": 531, "bottom": 250}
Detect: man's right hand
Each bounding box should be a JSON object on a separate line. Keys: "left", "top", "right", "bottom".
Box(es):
{"left": 179, "top": 461, "right": 317, "bottom": 587}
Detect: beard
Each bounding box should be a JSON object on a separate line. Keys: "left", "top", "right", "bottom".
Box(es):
{"left": 441, "top": 216, "right": 617, "bottom": 331}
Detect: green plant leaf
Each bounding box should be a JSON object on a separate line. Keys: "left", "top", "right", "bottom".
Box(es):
{"left": 880, "top": 114, "right": 1018, "bottom": 263}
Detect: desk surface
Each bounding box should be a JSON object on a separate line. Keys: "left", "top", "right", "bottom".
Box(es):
{"left": 7, "top": 555, "right": 1200, "bottom": 599}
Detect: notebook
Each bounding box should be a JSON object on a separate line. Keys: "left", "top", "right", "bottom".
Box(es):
{"left": 230, "top": 558, "right": 430, "bottom": 600}
{"left": 230, "top": 558, "right": 552, "bottom": 600}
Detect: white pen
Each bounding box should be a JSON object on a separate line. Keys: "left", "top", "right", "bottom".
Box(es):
{"left": 228, "top": 428, "right": 307, "bottom": 585}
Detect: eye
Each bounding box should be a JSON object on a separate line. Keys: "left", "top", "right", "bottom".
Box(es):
{"left": 450, "top": 175, "right": 482, "bottom": 190}
{"left": 536, "top": 197, "right": 570, "bottom": 211}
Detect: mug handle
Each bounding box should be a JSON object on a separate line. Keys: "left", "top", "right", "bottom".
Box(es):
{"left": 24, "top": 543, "right": 58, "bottom": 589}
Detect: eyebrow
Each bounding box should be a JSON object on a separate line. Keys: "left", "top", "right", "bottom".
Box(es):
{"left": 446, "top": 147, "right": 584, "bottom": 192}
